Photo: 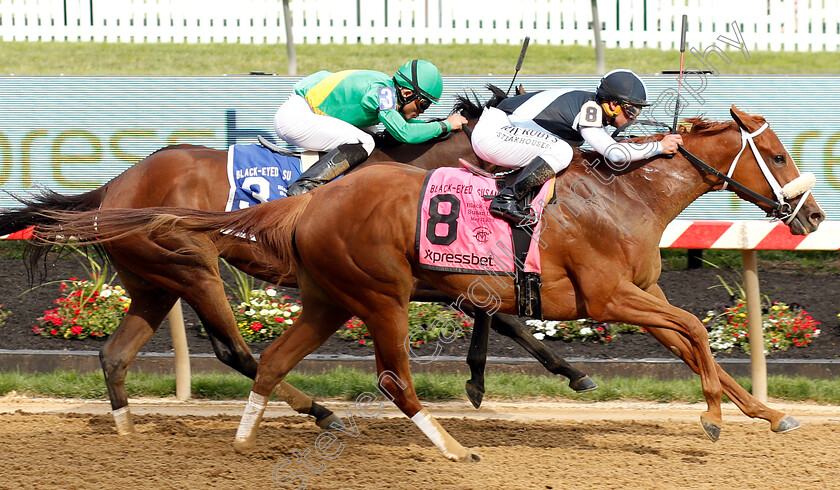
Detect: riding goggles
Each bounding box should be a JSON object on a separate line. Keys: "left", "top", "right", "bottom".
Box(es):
{"left": 622, "top": 103, "right": 642, "bottom": 119}
{"left": 417, "top": 97, "right": 432, "bottom": 111}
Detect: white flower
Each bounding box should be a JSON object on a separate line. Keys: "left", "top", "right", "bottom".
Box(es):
{"left": 545, "top": 327, "right": 557, "bottom": 337}
{"left": 265, "top": 288, "right": 277, "bottom": 297}
{"left": 284, "top": 319, "right": 293, "bottom": 325}
{"left": 579, "top": 327, "right": 593, "bottom": 336}
{"left": 533, "top": 332, "right": 545, "bottom": 340}
{"left": 283, "top": 311, "right": 292, "bottom": 318}
{"left": 259, "top": 309, "right": 270, "bottom": 316}
{"left": 99, "top": 289, "right": 112, "bottom": 298}
{"left": 245, "top": 309, "right": 256, "bottom": 316}
{"left": 525, "top": 320, "right": 543, "bottom": 327}
{"left": 290, "top": 305, "right": 301, "bottom": 313}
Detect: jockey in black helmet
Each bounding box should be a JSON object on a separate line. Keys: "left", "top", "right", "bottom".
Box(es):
{"left": 471, "top": 69, "right": 683, "bottom": 225}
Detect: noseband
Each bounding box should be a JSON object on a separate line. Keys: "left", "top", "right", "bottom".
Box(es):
{"left": 677, "top": 123, "right": 815, "bottom": 224}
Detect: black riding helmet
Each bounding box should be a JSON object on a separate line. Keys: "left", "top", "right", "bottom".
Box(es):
{"left": 596, "top": 69, "right": 650, "bottom": 107}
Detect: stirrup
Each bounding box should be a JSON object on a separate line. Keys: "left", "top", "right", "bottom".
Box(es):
{"left": 287, "top": 179, "right": 320, "bottom": 196}
{"left": 489, "top": 198, "right": 539, "bottom": 227}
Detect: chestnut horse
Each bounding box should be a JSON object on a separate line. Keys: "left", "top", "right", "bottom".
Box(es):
{"left": 4, "top": 90, "right": 593, "bottom": 435}
{"left": 37, "top": 106, "right": 824, "bottom": 460}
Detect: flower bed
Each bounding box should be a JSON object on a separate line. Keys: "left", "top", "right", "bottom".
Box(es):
{"left": 32, "top": 277, "right": 130, "bottom": 339}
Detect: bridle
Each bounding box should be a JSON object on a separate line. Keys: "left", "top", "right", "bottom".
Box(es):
{"left": 677, "top": 122, "right": 815, "bottom": 224}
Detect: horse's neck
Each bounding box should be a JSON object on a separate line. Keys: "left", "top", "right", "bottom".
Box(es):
{"left": 366, "top": 121, "right": 478, "bottom": 169}
{"left": 611, "top": 127, "right": 743, "bottom": 228}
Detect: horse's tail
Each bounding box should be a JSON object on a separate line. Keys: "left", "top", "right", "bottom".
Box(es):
{"left": 36, "top": 194, "right": 313, "bottom": 283}
{"left": 0, "top": 188, "right": 107, "bottom": 280}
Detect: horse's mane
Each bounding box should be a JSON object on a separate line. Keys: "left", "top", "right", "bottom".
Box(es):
{"left": 453, "top": 84, "right": 508, "bottom": 118}
{"left": 681, "top": 118, "right": 737, "bottom": 135}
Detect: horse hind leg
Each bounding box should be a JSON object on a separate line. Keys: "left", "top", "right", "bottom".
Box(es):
{"left": 181, "top": 273, "right": 341, "bottom": 430}
{"left": 99, "top": 286, "right": 177, "bottom": 435}
{"left": 365, "top": 302, "right": 480, "bottom": 462}
{"left": 233, "top": 278, "right": 351, "bottom": 453}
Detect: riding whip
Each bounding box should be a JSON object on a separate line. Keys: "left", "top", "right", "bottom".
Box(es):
{"left": 672, "top": 14, "right": 688, "bottom": 133}
{"left": 506, "top": 36, "right": 530, "bottom": 96}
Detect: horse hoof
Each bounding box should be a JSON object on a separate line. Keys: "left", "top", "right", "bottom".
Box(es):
{"left": 700, "top": 416, "right": 721, "bottom": 442}
{"left": 465, "top": 381, "right": 485, "bottom": 409}
{"left": 458, "top": 451, "right": 481, "bottom": 463}
{"left": 233, "top": 439, "right": 254, "bottom": 454}
{"left": 771, "top": 415, "right": 801, "bottom": 433}
{"left": 569, "top": 375, "right": 598, "bottom": 393}
{"left": 317, "top": 413, "right": 345, "bottom": 431}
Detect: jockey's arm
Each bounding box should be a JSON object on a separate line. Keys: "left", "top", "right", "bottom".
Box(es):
{"left": 378, "top": 109, "right": 449, "bottom": 144}
{"left": 580, "top": 126, "right": 663, "bottom": 165}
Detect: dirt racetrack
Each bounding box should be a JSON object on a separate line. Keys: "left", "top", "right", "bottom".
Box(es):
{"left": 1, "top": 396, "right": 839, "bottom": 489}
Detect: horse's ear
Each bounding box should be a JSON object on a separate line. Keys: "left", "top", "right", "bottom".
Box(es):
{"left": 730, "top": 105, "right": 766, "bottom": 133}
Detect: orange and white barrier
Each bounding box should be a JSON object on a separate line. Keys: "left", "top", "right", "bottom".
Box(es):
{"left": 660, "top": 220, "right": 840, "bottom": 250}
{"left": 0, "top": 226, "right": 34, "bottom": 240}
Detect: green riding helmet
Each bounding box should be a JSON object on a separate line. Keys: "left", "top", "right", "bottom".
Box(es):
{"left": 394, "top": 59, "right": 443, "bottom": 104}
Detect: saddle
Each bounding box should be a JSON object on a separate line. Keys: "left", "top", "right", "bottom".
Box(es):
{"left": 257, "top": 135, "right": 321, "bottom": 171}
{"left": 458, "top": 158, "right": 551, "bottom": 319}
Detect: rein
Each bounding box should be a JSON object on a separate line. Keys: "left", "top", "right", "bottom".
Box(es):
{"left": 678, "top": 123, "right": 814, "bottom": 224}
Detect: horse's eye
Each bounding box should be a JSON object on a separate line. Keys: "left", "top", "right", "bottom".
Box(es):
{"left": 773, "top": 154, "right": 786, "bottom": 165}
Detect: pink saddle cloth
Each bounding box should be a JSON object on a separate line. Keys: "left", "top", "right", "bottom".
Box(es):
{"left": 417, "top": 167, "right": 554, "bottom": 275}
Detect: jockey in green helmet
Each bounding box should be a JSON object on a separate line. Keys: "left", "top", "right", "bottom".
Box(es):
{"left": 274, "top": 59, "right": 467, "bottom": 196}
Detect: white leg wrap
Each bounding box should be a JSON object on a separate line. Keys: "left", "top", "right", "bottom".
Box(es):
{"left": 112, "top": 406, "right": 135, "bottom": 436}
{"left": 234, "top": 392, "right": 268, "bottom": 451}
{"left": 411, "top": 408, "right": 464, "bottom": 461}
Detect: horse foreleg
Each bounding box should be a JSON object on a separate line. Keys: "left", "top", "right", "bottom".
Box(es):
{"left": 490, "top": 313, "right": 597, "bottom": 392}
{"left": 597, "top": 281, "right": 723, "bottom": 441}
{"left": 99, "top": 287, "right": 177, "bottom": 435}
{"left": 645, "top": 284, "right": 800, "bottom": 433}
{"left": 465, "top": 309, "right": 491, "bottom": 408}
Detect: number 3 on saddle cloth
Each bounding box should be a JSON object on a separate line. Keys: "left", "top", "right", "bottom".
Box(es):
{"left": 417, "top": 168, "right": 555, "bottom": 318}
{"left": 225, "top": 144, "right": 304, "bottom": 212}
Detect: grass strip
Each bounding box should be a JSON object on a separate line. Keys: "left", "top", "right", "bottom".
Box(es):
{"left": 2, "top": 368, "right": 840, "bottom": 404}
{"left": 4, "top": 41, "right": 840, "bottom": 76}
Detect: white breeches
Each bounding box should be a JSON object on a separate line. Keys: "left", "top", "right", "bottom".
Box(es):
{"left": 273, "top": 94, "right": 376, "bottom": 155}
{"left": 471, "top": 107, "right": 573, "bottom": 173}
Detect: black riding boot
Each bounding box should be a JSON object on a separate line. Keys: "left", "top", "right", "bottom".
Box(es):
{"left": 489, "top": 156, "right": 557, "bottom": 225}
{"left": 287, "top": 143, "right": 368, "bottom": 196}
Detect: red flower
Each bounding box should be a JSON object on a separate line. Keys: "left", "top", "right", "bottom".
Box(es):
{"left": 70, "top": 326, "right": 83, "bottom": 335}
{"left": 50, "top": 329, "right": 58, "bottom": 335}
{"left": 250, "top": 322, "right": 263, "bottom": 332}
{"left": 358, "top": 340, "right": 364, "bottom": 344}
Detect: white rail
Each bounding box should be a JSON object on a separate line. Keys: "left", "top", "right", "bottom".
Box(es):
{"left": 0, "top": 0, "right": 838, "bottom": 51}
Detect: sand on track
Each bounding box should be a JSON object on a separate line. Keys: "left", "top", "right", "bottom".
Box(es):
{"left": 1, "top": 394, "right": 839, "bottom": 489}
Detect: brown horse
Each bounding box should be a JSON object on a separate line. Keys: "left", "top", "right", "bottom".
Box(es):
{"left": 37, "top": 106, "right": 825, "bottom": 460}
{"left": 4, "top": 90, "right": 593, "bottom": 435}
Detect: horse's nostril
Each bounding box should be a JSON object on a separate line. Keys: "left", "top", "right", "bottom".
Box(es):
{"left": 811, "top": 211, "right": 825, "bottom": 225}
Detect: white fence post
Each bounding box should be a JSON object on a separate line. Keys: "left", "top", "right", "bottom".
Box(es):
{"left": 4, "top": 1, "right": 840, "bottom": 51}
{"left": 742, "top": 250, "right": 768, "bottom": 403}
{"left": 168, "top": 299, "right": 191, "bottom": 401}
